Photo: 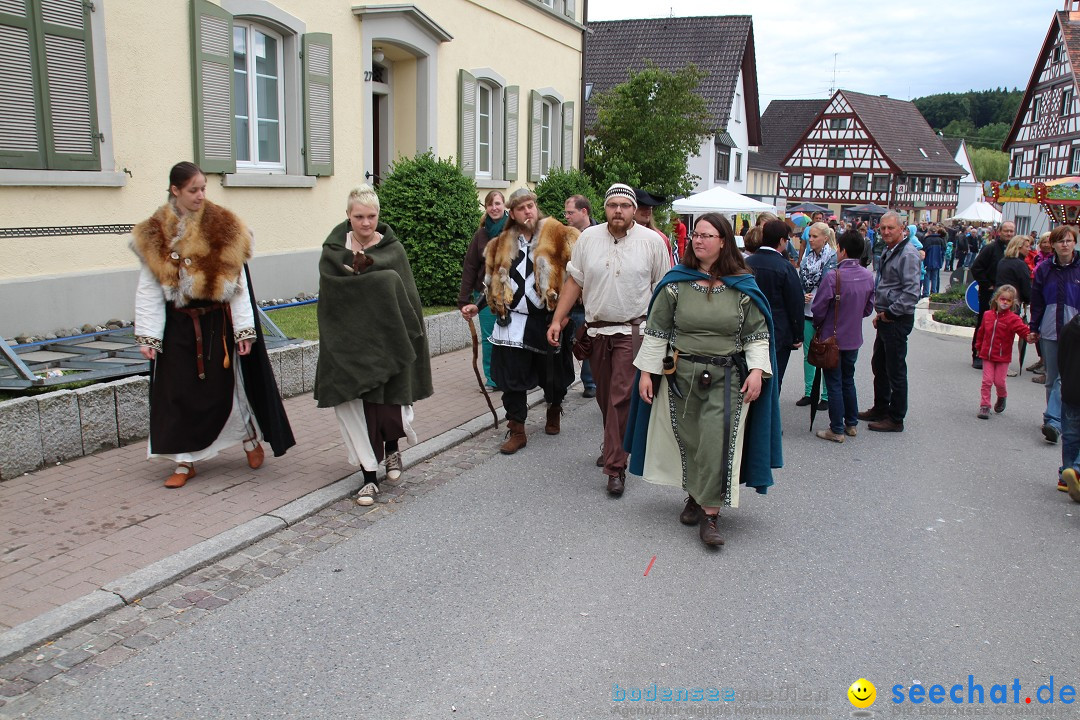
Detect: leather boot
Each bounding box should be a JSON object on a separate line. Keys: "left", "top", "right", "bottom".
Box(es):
{"left": 545, "top": 404, "right": 562, "bottom": 435}
{"left": 699, "top": 513, "right": 724, "bottom": 546}
{"left": 679, "top": 496, "right": 701, "bottom": 525}
{"left": 606, "top": 471, "right": 625, "bottom": 496}
{"left": 500, "top": 420, "right": 527, "bottom": 454}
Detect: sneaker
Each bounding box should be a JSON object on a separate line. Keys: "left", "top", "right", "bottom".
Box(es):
{"left": 1042, "top": 424, "right": 1061, "bottom": 444}
{"left": 994, "top": 397, "right": 1006, "bottom": 413}
{"left": 1063, "top": 469, "right": 1080, "bottom": 503}
{"left": 1026, "top": 359, "right": 1044, "bottom": 372}
{"left": 1032, "top": 373, "right": 1046, "bottom": 384}
{"left": 356, "top": 482, "right": 379, "bottom": 506}
{"left": 816, "top": 429, "right": 845, "bottom": 443}
{"left": 977, "top": 405, "right": 990, "bottom": 419}
{"left": 384, "top": 451, "right": 403, "bottom": 480}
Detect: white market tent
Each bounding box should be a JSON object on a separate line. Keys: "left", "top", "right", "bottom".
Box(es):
{"left": 672, "top": 185, "right": 776, "bottom": 215}
{"left": 949, "top": 200, "right": 1002, "bottom": 224}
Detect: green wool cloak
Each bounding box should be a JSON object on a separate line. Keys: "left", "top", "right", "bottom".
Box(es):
{"left": 314, "top": 220, "right": 434, "bottom": 409}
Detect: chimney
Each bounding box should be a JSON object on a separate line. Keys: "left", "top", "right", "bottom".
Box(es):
{"left": 1069, "top": 0, "right": 1080, "bottom": 21}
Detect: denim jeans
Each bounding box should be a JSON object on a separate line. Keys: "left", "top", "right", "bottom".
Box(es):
{"left": 824, "top": 349, "right": 859, "bottom": 433}
{"left": 870, "top": 313, "right": 914, "bottom": 422}
{"left": 1041, "top": 338, "right": 1062, "bottom": 431}
{"left": 1062, "top": 401, "right": 1080, "bottom": 474}
{"left": 922, "top": 267, "right": 940, "bottom": 296}
{"left": 569, "top": 307, "right": 595, "bottom": 389}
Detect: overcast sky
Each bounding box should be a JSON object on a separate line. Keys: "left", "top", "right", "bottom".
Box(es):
{"left": 587, "top": 0, "right": 1060, "bottom": 108}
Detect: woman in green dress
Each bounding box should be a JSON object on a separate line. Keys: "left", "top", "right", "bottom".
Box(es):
{"left": 627, "top": 213, "right": 783, "bottom": 548}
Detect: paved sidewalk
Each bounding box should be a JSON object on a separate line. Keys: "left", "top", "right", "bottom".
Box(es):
{"left": 0, "top": 346, "right": 508, "bottom": 633}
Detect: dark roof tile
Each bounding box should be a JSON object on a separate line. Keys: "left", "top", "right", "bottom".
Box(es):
{"left": 749, "top": 99, "right": 828, "bottom": 172}
{"left": 584, "top": 16, "right": 752, "bottom": 132}
{"left": 840, "top": 90, "right": 965, "bottom": 175}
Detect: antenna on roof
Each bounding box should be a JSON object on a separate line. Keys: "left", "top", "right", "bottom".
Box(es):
{"left": 829, "top": 53, "right": 838, "bottom": 95}
{"left": 669, "top": 6, "right": 674, "bottom": 17}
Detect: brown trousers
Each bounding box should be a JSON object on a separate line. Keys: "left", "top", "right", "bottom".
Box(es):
{"left": 589, "top": 331, "right": 642, "bottom": 477}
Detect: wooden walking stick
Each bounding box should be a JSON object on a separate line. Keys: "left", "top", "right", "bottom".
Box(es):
{"left": 467, "top": 316, "right": 499, "bottom": 429}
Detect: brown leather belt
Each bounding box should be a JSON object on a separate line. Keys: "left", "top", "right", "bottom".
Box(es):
{"left": 176, "top": 303, "right": 229, "bottom": 379}
{"left": 586, "top": 315, "right": 647, "bottom": 337}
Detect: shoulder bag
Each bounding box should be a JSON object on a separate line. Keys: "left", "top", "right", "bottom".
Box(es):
{"left": 807, "top": 268, "right": 841, "bottom": 370}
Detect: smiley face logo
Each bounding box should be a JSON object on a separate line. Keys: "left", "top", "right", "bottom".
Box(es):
{"left": 848, "top": 678, "right": 876, "bottom": 709}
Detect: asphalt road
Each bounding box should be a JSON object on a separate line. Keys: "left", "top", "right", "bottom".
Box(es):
{"left": 28, "top": 322, "right": 1080, "bottom": 720}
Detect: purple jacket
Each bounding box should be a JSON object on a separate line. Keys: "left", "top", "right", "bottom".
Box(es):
{"left": 811, "top": 259, "right": 876, "bottom": 350}
{"left": 1030, "top": 252, "right": 1080, "bottom": 341}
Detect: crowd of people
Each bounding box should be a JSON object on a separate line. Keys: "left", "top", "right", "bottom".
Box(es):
{"left": 132, "top": 161, "right": 1080, "bottom": 543}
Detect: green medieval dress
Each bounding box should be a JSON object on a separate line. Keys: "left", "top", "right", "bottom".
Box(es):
{"left": 633, "top": 281, "right": 772, "bottom": 507}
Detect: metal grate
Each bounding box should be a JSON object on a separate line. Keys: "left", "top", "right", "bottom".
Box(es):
{"left": 0, "top": 224, "right": 134, "bottom": 238}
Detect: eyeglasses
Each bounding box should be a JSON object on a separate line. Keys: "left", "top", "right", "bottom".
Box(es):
{"left": 691, "top": 232, "right": 721, "bottom": 240}
{"left": 1053, "top": 237, "right": 1076, "bottom": 245}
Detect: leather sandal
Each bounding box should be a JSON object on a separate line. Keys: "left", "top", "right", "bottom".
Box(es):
{"left": 164, "top": 463, "right": 196, "bottom": 488}
{"left": 245, "top": 442, "right": 264, "bottom": 469}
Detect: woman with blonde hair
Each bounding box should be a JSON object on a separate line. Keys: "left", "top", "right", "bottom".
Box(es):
{"left": 796, "top": 221, "right": 837, "bottom": 408}
{"left": 315, "top": 184, "right": 433, "bottom": 506}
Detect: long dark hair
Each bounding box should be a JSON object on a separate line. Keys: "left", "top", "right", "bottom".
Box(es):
{"left": 168, "top": 161, "right": 204, "bottom": 198}
{"left": 684, "top": 213, "right": 749, "bottom": 282}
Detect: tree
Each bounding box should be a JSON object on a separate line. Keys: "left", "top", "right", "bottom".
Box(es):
{"left": 377, "top": 152, "right": 483, "bottom": 306}
{"left": 970, "top": 147, "right": 1008, "bottom": 183}
{"left": 534, "top": 167, "right": 603, "bottom": 224}
{"left": 583, "top": 62, "right": 712, "bottom": 201}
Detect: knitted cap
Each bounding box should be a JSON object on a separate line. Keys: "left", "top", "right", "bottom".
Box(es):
{"left": 507, "top": 187, "right": 537, "bottom": 209}
{"left": 605, "top": 183, "right": 637, "bottom": 208}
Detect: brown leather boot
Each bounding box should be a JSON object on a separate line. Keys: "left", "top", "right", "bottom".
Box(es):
{"left": 699, "top": 513, "right": 724, "bottom": 546}
{"left": 545, "top": 404, "right": 562, "bottom": 435}
{"left": 500, "top": 420, "right": 527, "bottom": 454}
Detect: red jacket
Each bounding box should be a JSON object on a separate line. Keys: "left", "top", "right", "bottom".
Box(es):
{"left": 976, "top": 307, "right": 1030, "bottom": 362}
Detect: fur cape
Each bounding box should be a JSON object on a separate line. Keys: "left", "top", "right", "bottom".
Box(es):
{"left": 131, "top": 200, "right": 252, "bottom": 307}
{"left": 483, "top": 216, "right": 579, "bottom": 317}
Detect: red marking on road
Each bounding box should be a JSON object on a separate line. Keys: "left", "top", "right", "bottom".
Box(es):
{"left": 643, "top": 555, "right": 656, "bottom": 576}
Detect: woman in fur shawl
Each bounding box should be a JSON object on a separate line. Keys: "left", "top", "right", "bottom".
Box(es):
{"left": 131, "top": 162, "right": 294, "bottom": 488}
{"left": 314, "top": 184, "right": 433, "bottom": 507}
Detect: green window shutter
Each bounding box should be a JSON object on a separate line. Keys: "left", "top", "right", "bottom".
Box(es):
{"left": 190, "top": 0, "right": 234, "bottom": 174}
{"left": 302, "top": 32, "right": 333, "bottom": 176}
{"left": 527, "top": 90, "right": 541, "bottom": 182}
{"left": 504, "top": 85, "right": 518, "bottom": 182}
{"left": 38, "top": 0, "right": 99, "bottom": 170}
{"left": 564, "top": 0, "right": 575, "bottom": 20}
{"left": 0, "top": 2, "right": 45, "bottom": 169}
{"left": 561, "top": 101, "right": 574, "bottom": 169}
{"left": 457, "top": 69, "right": 476, "bottom": 179}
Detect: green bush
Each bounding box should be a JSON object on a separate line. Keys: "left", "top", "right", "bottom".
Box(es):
{"left": 933, "top": 305, "right": 977, "bottom": 327}
{"left": 535, "top": 167, "right": 604, "bottom": 224}
{"left": 929, "top": 283, "right": 966, "bottom": 303}
{"left": 377, "top": 152, "right": 483, "bottom": 306}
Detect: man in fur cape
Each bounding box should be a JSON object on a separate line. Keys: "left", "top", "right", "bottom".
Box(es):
{"left": 483, "top": 188, "right": 578, "bottom": 454}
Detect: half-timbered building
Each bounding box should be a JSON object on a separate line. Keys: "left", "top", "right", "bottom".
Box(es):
{"left": 780, "top": 89, "right": 964, "bottom": 219}
{"left": 747, "top": 99, "right": 827, "bottom": 209}
{"left": 1002, "top": 1, "right": 1080, "bottom": 235}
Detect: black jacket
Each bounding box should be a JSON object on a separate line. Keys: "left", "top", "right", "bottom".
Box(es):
{"left": 995, "top": 257, "right": 1032, "bottom": 305}
{"left": 1060, "top": 315, "right": 1080, "bottom": 406}
{"left": 971, "top": 239, "right": 1008, "bottom": 293}
{"left": 747, "top": 247, "right": 803, "bottom": 348}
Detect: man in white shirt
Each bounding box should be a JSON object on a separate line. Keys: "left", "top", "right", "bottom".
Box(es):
{"left": 547, "top": 184, "right": 670, "bottom": 496}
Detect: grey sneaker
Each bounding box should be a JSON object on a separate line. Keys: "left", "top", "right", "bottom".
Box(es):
{"left": 356, "top": 482, "right": 379, "bottom": 506}
{"left": 385, "top": 451, "right": 403, "bottom": 480}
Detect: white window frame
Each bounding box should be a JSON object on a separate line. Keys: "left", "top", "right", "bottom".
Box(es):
{"left": 788, "top": 173, "right": 805, "bottom": 191}
{"left": 734, "top": 152, "right": 742, "bottom": 182}
{"left": 824, "top": 175, "right": 839, "bottom": 191}
{"left": 734, "top": 93, "right": 742, "bottom": 122}
{"left": 233, "top": 20, "right": 287, "bottom": 173}
{"left": 1070, "top": 147, "right": 1080, "bottom": 175}
{"left": 476, "top": 82, "right": 493, "bottom": 178}
{"left": 827, "top": 147, "right": 846, "bottom": 160}
{"left": 829, "top": 118, "right": 849, "bottom": 130}
{"left": 852, "top": 174, "right": 868, "bottom": 192}
{"left": 872, "top": 175, "right": 889, "bottom": 192}
{"left": 1063, "top": 87, "right": 1073, "bottom": 117}
{"left": 1032, "top": 97, "right": 1042, "bottom": 123}
{"left": 1011, "top": 153, "right": 1022, "bottom": 178}
{"left": 1038, "top": 150, "right": 1049, "bottom": 176}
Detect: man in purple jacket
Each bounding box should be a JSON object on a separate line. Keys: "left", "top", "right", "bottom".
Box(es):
{"left": 811, "top": 229, "right": 877, "bottom": 442}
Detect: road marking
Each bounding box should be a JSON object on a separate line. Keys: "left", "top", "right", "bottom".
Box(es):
{"left": 643, "top": 555, "right": 656, "bottom": 576}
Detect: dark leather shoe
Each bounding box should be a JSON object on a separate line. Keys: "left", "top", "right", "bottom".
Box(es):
{"left": 816, "top": 400, "right": 829, "bottom": 411}
{"left": 679, "top": 496, "right": 701, "bottom": 525}
{"left": 795, "top": 396, "right": 812, "bottom": 407}
{"left": 972, "top": 358, "right": 983, "bottom": 369}
{"left": 868, "top": 418, "right": 904, "bottom": 432}
{"left": 857, "top": 408, "right": 887, "bottom": 421}
{"left": 699, "top": 513, "right": 724, "bottom": 546}
{"left": 595, "top": 455, "right": 604, "bottom": 467}
{"left": 606, "top": 472, "right": 625, "bottom": 496}
{"left": 582, "top": 386, "right": 596, "bottom": 398}
{"left": 544, "top": 404, "right": 562, "bottom": 435}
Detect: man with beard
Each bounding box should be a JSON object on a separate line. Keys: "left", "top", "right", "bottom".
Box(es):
{"left": 547, "top": 184, "right": 670, "bottom": 496}
{"left": 484, "top": 188, "right": 578, "bottom": 454}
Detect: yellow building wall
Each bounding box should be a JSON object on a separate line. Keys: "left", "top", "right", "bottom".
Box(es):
{"left": 0, "top": 0, "right": 582, "bottom": 284}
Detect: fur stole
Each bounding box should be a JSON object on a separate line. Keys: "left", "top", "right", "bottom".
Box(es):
{"left": 131, "top": 200, "right": 252, "bottom": 307}
{"left": 484, "top": 216, "right": 579, "bottom": 317}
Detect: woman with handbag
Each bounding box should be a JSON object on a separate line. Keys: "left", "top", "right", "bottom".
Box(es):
{"left": 626, "top": 213, "right": 783, "bottom": 548}
{"left": 797, "top": 222, "right": 837, "bottom": 409}
{"left": 810, "top": 229, "right": 876, "bottom": 443}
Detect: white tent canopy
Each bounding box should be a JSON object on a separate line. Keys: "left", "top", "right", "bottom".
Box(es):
{"left": 672, "top": 185, "right": 776, "bottom": 215}
{"left": 949, "top": 200, "right": 1002, "bottom": 224}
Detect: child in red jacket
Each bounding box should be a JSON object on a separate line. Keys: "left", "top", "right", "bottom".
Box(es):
{"left": 975, "top": 284, "right": 1031, "bottom": 418}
